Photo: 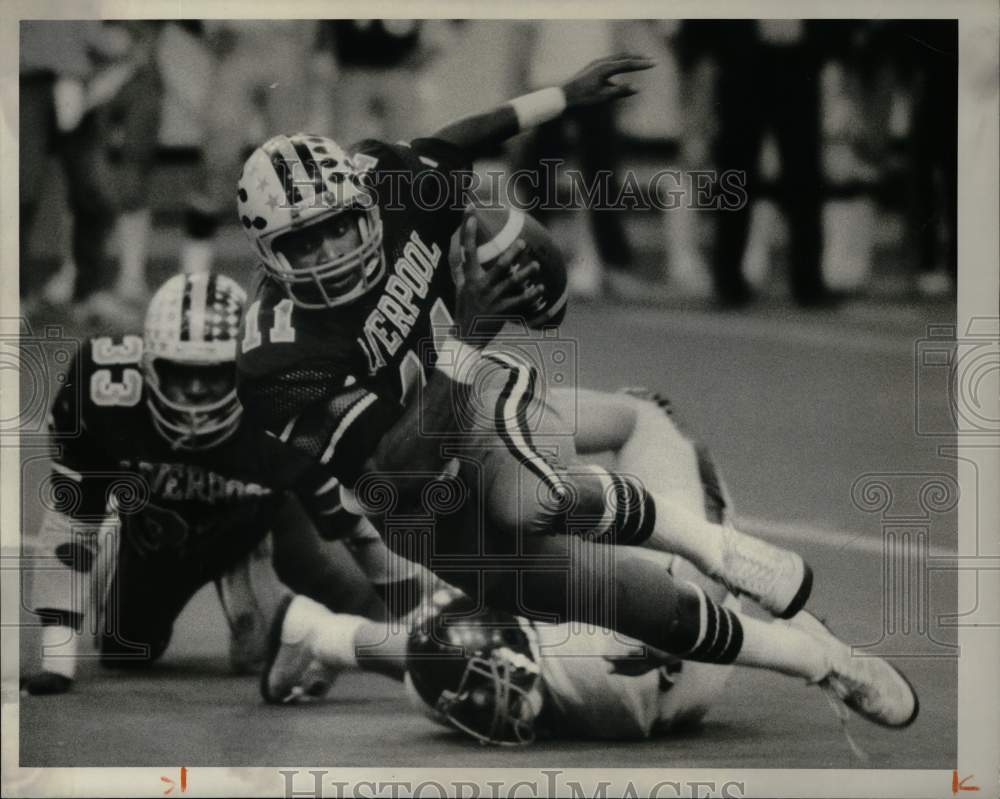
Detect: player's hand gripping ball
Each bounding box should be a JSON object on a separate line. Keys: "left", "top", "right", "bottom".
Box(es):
{"left": 451, "top": 206, "right": 568, "bottom": 328}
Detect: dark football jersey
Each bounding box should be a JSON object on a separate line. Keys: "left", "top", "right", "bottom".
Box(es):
{"left": 47, "top": 336, "right": 355, "bottom": 580}
{"left": 237, "top": 137, "right": 473, "bottom": 485}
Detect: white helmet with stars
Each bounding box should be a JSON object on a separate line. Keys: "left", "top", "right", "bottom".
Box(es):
{"left": 142, "top": 272, "right": 245, "bottom": 450}
{"left": 237, "top": 133, "right": 384, "bottom": 309}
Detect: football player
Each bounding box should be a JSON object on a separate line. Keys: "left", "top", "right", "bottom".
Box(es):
{"left": 261, "top": 389, "right": 910, "bottom": 746}
{"left": 24, "top": 272, "right": 419, "bottom": 695}
{"left": 235, "top": 55, "right": 917, "bottom": 728}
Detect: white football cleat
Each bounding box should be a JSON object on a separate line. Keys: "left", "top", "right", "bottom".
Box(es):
{"left": 261, "top": 595, "right": 337, "bottom": 704}
{"left": 717, "top": 524, "right": 813, "bottom": 618}
{"left": 792, "top": 611, "right": 919, "bottom": 729}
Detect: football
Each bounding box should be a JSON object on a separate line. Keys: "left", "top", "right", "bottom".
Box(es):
{"left": 452, "top": 205, "right": 568, "bottom": 328}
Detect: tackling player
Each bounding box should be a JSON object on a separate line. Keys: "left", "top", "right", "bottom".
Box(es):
{"left": 235, "top": 56, "right": 917, "bottom": 728}
{"left": 25, "top": 272, "right": 417, "bottom": 695}
{"left": 261, "top": 389, "right": 910, "bottom": 746}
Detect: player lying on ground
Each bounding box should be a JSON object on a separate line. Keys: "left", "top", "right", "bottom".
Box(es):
{"left": 234, "top": 55, "right": 917, "bottom": 728}
{"left": 25, "top": 272, "right": 419, "bottom": 695}
{"left": 262, "top": 388, "right": 918, "bottom": 743}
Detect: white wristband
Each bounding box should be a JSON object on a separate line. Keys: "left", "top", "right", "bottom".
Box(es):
{"left": 509, "top": 87, "right": 567, "bottom": 131}
{"left": 435, "top": 335, "right": 484, "bottom": 385}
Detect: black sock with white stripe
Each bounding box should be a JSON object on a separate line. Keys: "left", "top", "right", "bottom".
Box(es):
{"left": 609, "top": 473, "right": 657, "bottom": 545}
{"left": 674, "top": 582, "right": 744, "bottom": 664}
{"left": 519, "top": 535, "right": 826, "bottom": 681}
{"left": 584, "top": 470, "right": 658, "bottom": 546}
{"left": 518, "top": 538, "right": 742, "bottom": 665}
{"left": 672, "top": 582, "right": 828, "bottom": 679}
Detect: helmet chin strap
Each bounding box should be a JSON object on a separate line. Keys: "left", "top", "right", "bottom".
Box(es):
{"left": 174, "top": 408, "right": 241, "bottom": 451}
{"left": 146, "top": 389, "right": 242, "bottom": 452}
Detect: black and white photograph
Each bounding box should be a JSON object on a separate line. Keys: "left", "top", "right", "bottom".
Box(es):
{"left": 2, "top": 3, "right": 997, "bottom": 797}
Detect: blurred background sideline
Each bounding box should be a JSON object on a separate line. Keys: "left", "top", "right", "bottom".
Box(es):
{"left": 20, "top": 19, "right": 957, "bottom": 331}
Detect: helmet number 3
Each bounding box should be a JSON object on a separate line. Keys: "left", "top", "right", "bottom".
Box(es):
{"left": 241, "top": 299, "right": 296, "bottom": 352}
{"left": 90, "top": 336, "right": 143, "bottom": 407}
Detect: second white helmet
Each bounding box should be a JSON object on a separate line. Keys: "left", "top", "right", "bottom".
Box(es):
{"left": 142, "top": 272, "right": 245, "bottom": 450}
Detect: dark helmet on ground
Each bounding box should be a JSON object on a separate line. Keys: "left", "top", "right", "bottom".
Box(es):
{"left": 406, "top": 590, "right": 544, "bottom": 746}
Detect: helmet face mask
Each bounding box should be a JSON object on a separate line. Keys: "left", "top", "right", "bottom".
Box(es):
{"left": 145, "top": 360, "right": 241, "bottom": 451}
{"left": 238, "top": 134, "right": 385, "bottom": 310}
{"left": 407, "top": 593, "right": 545, "bottom": 747}
{"left": 142, "top": 273, "right": 246, "bottom": 451}
{"left": 436, "top": 650, "right": 543, "bottom": 746}
{"left": 267, "top": 204, "right": 385, "bottom": 309}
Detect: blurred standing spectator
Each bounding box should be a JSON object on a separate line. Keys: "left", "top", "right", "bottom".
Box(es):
{"left": 687, "top": 21, "right": 836, "bottom": 309}
{"left": 511, "top": 21, "right": 637, "bottom": 299}
{"left": 21, "top": 21, "right": 108, "bottom": 308}
{"left": 20, "top": 21, "right": 161, "bottom": 322}
{"left": 815, "top": 24, "right": 882, "bottom": 294}
{"left": 316, "top": 20, "right": 435, "bottom": 146}
{"left": 667, "top": 21, "right": 721, "bottom": 299}
{"left": 834, "top": 21, "right": 957, "bottom": 297}
{"left": 179, "top": 22, "right": 322, "bottom": 276}
{"left": 154, "top": 21, "right": 215, "bottom": 150}
{"left": 104, "top": 22, "right": 164, "bottom": 304}
{"left": 890, "top": 21, "right": 957, "bottom": 296}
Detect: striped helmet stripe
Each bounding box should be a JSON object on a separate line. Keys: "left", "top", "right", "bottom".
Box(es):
{"left": 264, "top": 137, "right": 305, "bottom": 206}
{"left": 179, "top": 275, "right": 193, "bottom": 341}
{"left": 189, "top": 273, "right": 209, "bottom": 342}
{"left": 203, "top": 273, "right": 218, "bottom": 341}
{"left": 292, "top": 139, "right": 325, "bottom": 203}
{"left": 206, "top": 272, "right": 217, "bottom": 305}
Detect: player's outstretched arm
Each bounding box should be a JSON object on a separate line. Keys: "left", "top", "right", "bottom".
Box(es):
{"left": 25, "top": 358, "right": 118, "bottom": 696}
{"left": 26, "top": 504, "right": 120, "bottom": 696}
{"left": 431, "top": 54, "right": 655, "bottom": 156}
